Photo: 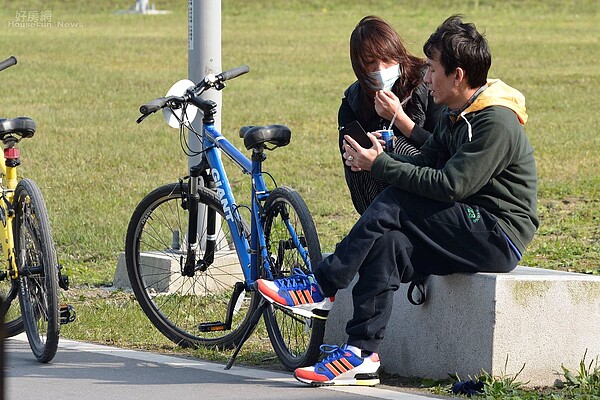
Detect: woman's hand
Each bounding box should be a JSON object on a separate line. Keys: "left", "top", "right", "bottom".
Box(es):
{"left": 374, "top": 90, "right": 414, "bottom": 137}
{"left": 343, "top": 133, "right": 383, "bottom": 172}
{"left": 374, "top": 90, "right": 401, "bottom": 120}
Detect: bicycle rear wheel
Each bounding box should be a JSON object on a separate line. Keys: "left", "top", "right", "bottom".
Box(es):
{"left": 125, "top": 182, "right": 259, "bottom": 349}
{"left": 14, "top": 179, "right": 60, "bottom": 363}
{"left": 262, "top": 186, "right": 325, "bottom": 370}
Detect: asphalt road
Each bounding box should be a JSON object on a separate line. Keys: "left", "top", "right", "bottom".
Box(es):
{"left": 3, "top": 334, "right": 449, "bottom": 400}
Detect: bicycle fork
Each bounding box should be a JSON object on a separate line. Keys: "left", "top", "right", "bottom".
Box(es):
{"left": 181, "top": 162, "right": 216, "bottom": 278}
{"left": 181, "top": 161, "right": 243, "bottom": 333}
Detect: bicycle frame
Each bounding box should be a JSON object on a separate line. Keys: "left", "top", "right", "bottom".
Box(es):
{"left": 0, "top": 142, "right": 20, "bottom": 280}
{"left": 188, "top": 115, "right": 312, "bottom": 288}
{"left": 198, "top": 125, "right": 264, "bottom": 285}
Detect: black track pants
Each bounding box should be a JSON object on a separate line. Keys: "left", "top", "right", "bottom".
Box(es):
{"left": 313, "top": 186, "right": 520, "bottom": 353}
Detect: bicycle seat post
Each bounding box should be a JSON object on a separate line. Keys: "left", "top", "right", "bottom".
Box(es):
{"left": 3, "top": 139, "right": 20, "bottom": 191}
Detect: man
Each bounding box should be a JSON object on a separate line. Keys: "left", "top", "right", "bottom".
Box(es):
{"left": 256, "top": 15, "right": 539, "bottom": 387}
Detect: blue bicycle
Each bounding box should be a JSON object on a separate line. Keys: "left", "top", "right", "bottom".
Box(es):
{"left": 125, "top": 65, "right": 325, "bottom": 369}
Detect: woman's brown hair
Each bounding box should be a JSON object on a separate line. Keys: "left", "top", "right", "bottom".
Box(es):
{"left": 350, "top": 16, "right": 425, "bottom": 118}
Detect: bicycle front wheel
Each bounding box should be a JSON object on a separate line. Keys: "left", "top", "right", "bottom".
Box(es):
{"left": 0, "top": 278, "right": 24, "bottom": 337}
{"left": 14, "top": 179, "right": 60, "bottom": 363}
{"left": 262, "top": 186, "right": 325, "bottom": 370}
{"left": 125, "top": 182, "right": 259, "bottom": 349}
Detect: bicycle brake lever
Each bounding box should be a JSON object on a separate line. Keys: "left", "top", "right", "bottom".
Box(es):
{"left": 136, "top": 113, "right": 150, "bottom": 124}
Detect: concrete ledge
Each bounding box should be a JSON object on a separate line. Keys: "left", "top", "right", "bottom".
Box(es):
{"left": 323, "top": 266, "right": 600, "bottom": 386}
{"left": 113, "top": 251, "right": 241, "bottom": 292}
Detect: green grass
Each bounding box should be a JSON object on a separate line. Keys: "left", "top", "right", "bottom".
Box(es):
{"left": 427, "top": 353, "right": 600, "bottom": 399}
{"left": 2, "top": 0, "right": 600, "bottom": 394}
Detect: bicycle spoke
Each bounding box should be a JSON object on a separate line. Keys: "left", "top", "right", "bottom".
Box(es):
{"left": 125, "top": 183, "right": 258, "bottom": 348}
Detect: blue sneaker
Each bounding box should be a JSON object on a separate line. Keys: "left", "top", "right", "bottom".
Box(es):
{"left": 294, "top": 344, "right": 380, "bottom": 386}
{"left": 255, "top": 269, "right": 334, "bottom": 319}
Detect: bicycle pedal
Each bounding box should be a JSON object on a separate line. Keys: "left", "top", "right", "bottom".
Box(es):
{"left": 198, "top": 322, "right": 227, "bottom": 332}
{"left": 58, "top": 267, "right": 70, "bottom": 291}
{"left": 59, "top": 304, "right": 76, "bottom": 324}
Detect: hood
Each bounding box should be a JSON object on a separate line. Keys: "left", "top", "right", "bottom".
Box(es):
{"left": 464, "top": 78, "right": 528, "bottom": 125}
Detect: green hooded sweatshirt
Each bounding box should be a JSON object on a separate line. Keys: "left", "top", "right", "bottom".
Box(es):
{"left": 371, "top": 79, "right": 539, "bottom": 254}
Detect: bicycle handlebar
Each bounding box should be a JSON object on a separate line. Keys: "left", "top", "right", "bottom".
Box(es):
{"left": 216, "top": 64, "right": 249, "bottom": 82}
{"left": 139, "top": 97, "right": 170, "bottom": 115}
{"left": 0, "top": 56, "right": 17, "bottom": 73}
{"left": 138, "top": 64, "right": 250, "bottom": 121}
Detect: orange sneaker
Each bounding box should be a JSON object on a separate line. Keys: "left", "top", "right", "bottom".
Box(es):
{"left": 294, "top": 344, "right": 380, "bottom": 386}
{"left": 255, "top": 269, "right": 333, "bottom": 319}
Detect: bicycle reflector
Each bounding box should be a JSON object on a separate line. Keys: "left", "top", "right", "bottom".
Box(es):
{"left": 4, "top": 147, "right": 20, "bottom": 159}
{"left": 163, "top": 79, "right": 198, "bottom": 128}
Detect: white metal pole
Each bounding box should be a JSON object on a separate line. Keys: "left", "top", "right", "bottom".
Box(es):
{"left": 187, "top": 0, "right": 222, "bottom": 250}
{"left": 188, "top": 0, "right": 221, "bottom": 169}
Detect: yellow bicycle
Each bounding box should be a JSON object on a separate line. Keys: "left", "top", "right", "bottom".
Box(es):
{"left": 0, "top": 56, "right": 73, "bottom": 363}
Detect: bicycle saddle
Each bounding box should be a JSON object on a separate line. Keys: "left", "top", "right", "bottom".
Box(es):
{"left": 239, "top": 125, "right": 291, "bottom": 150}
{"left": 0, "top": 117, "right": 36, "bottom": 140}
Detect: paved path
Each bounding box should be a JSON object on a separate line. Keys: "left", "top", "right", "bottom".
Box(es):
{"left": 4, "top": 334, "right": 451, "bottom": 400}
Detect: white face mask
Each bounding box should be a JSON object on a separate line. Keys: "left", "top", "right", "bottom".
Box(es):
{"left": 368, "top": 64, "right": 401, "bottom": 91}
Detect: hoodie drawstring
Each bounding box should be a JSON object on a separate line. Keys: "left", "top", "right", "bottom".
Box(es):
{"left": 459, "top": 111, "right": 473, "bottom": 141}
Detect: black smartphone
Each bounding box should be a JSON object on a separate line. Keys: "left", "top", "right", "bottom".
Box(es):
{"left": 340, "top": 120, "right": 372, "bottom": 149}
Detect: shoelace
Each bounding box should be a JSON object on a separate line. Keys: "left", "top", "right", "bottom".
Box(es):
{"left": 275, "top": 268, "right": 312, "bottom": 290}
{"left": 318, "top": 344, "right": 349, "bottom": 364}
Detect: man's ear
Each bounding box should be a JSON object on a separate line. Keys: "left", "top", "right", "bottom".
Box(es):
{"left": 454, "top": 67, "right": 466, "bottom": 86}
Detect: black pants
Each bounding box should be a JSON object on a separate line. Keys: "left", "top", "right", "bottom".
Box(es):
{"left": 313, "top": 187, "right": 520, "bottom": 354}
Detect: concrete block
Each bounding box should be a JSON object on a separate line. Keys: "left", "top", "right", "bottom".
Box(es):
{"left": 113, "top": 252, "right": 130, "bottom": 289}
{"left": 113, "top": 251, "right": 242, "bottom": 293}
{"left": 323, "top": 266, "right": 600, "bottom": 386}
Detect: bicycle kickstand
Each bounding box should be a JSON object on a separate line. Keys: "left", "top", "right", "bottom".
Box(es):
{"left": 225, "top": 297, "right": 269, "bottom": 370}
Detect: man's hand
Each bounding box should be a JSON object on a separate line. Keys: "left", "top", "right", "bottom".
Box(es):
{"left": 343, "top": 133, "right": 383, "bottom": 172}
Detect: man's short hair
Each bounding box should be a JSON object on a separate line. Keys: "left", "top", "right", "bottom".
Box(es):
{"left": 423, "top": 15, "right": 491, "bottom": 88}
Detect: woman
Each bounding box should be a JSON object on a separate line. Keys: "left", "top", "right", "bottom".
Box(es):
{"left": 339, "top": 16, "right": 442, "bottom": 214}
